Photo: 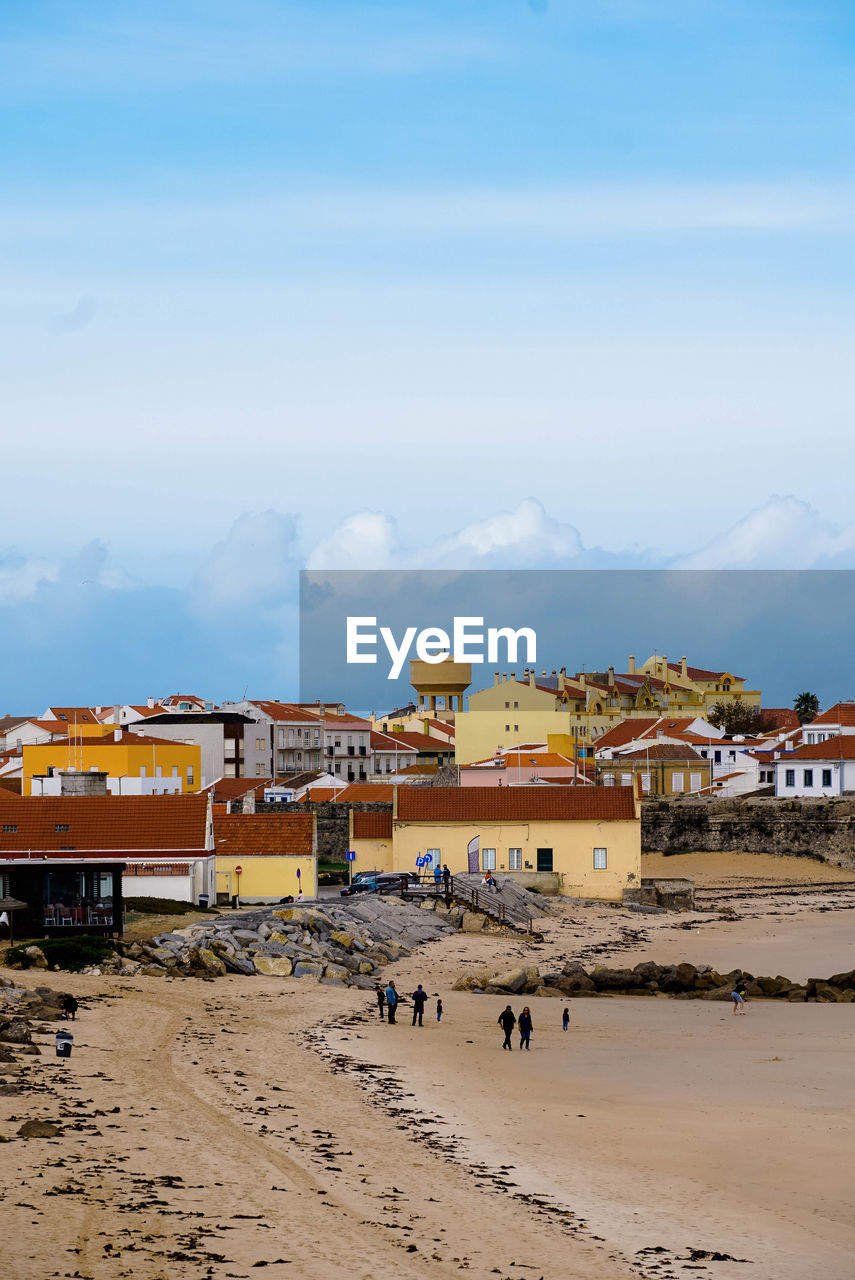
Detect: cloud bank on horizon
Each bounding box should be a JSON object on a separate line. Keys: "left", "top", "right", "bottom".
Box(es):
{"left": 3, "top": 493, "right": 854, "bottom": 710}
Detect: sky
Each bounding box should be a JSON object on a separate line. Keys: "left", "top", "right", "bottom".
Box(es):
{"left": 2, "top": 0, "right": 855, "bottom": 708}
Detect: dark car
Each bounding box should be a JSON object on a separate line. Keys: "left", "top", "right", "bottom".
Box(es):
{"left": 340, "top": 871, "right": 419, "bottom": 897}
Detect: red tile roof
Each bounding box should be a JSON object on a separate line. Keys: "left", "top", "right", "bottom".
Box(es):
{"left": 249, "top": 700, "right": 321, "bottom": 723}
{"left": 0, "top": 795, "right": 209, "bottom": 856}
{"left": 203, "top": 778, "right": 272, "bottom": 802}
{"left": 616, "top": 744, "right": 703, "bottom": 761}
{"left": 380, "top": 732, "right": 454, "bottom": 755}
{"left": 352, "top": 811, "right": 393, "bottom": 839}
{"left": 44, "top": 707, "right": 100, "bottom": 724}
{"left": 370, "top": 730, "right": 418, "bottom": 753}
{"left": 396, "top": 786, "right": 636, "bottom": 823}
{"left": 332, "top": 783, "right": 396, "bottom": 803}
{"left": 757, "top": 708, "right": 800, "bottom": 731}
{"left": 810, "top": 702, "right": 855, "bottom": 727}
{"left": 213, "top": 812, "right": 314, "bottom": 857}
{"left": 789, "top": 736, "right": 855, "bottom": 760}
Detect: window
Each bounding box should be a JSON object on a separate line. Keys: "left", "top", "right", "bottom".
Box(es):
{"left": 278, "top": 729, "right": 285, "bottom": 747}
{"left": 803, "top": 769, "right": 813, "bottom": 787}
{"left": 505, "top": 724, "right": 510, "bottom": 732}
{"left": 641, "top": 773, "right": 651, "bottom": 793}
{"left": 504, "top": 701, "right": 510, "bottom": 709}
{"left": 256, "top": 763, "right": 265, "bottom": 776}
{"left": 807, "top": 733, "right": 815, "bottom": 744}
{"left": 187, "top": 766, "right": 194, "bottom": 785}
{"left": 2, "top": 823, "right": 17, "bottom": 833}
{"left": 603, "top": 772, "right": 615, "bottom": 785}
{"left": 172, "top": 766, "right": 178, "bottom": 776}
{"left": 671, "top": 773, "right": 684, "bottom": 793}
{"left": 785, "top": 769, "right": 795, "bottom": 787}
{"left": 593, "top": 847, "right": 607, "bottom": 870}
{"left": 690, "top": 772, "right": 702, "bottom": 792}
{"left": 256, "top": 738, "right": 265, "bottom": 751}
{"left": 482, "top": 847, "right": 496, "bottom": 870}
{"left": 427, "top": 847, "right": 441, "bottom": 866}
{"left": 513, "top": 701, "right": 519, "bottom": 709}
{"left": 514, "top": 724, "right": 519, "bottom": 732}
{"left": 508, "top": 847, "right": 522, "bottom": 870}
{"left": 714, "top": 750, "right": 721, "bottom": 763}
{"left": 621, "top": 772, "right": 632, "bottom": 787}
{"left": 54, "top": 823, "right": 70, "bottom": 833}
{"left": 822, "top": 769, "right": 832, "bottom": 787}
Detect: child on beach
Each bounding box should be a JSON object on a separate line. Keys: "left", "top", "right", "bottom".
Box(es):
{"left": 436, "top": 998, "right": 443, "bottom": 1023}
{"left": 562, "top": 1007, "right": 569, "bottom": 1032}
{"left": 731, "top": 982, "right": 746, "bottom": 1014}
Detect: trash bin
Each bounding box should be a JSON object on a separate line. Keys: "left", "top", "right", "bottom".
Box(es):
{"left": 198, "top": 894, "right": 209, "bottom": 908}
{"left": 55, "top": 1031, "right": 74, "bottom": 1059}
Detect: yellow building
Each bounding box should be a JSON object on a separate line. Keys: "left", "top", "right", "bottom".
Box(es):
{"left": 350, "top": 785, "right": 641, "bottom": 902}
{"left": 23, "top": 730, "right": 201, "bottom": 796}
{"left": 214, "top": 812, "right": 317, "bottom": 903}
{"left": 455, "top": 656, "right": 762, "bottom": 764}
{"left": 596, "top": 744, "right": 714, "bottom": 796}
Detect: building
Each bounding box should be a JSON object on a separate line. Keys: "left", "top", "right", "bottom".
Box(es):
{"left": 596, "top": 743, "right": 714, "bottom": 795}
{"left": 0, "top": 793, "right": 214, "bottom": 905}
{"left": 460, "top": 743, "right": 589, "bottom": 787}
{"left": 773, "top": 736, "right": 855, "bottom": 796}
{"left": 129, "top": 711, "right": 262, "bottom": 784}
{"left": 213, "top": 812, "right": 317, "bottom": 902}
{"left": 408, "top": 655, "right": 472, "bottom": 717}
{"left": 0, "top": 857, "right": 126, "bottom": 938}
{"left": 800, "top": 702, "right": 855, "bottom": 745}
{"left": 349, "top": 785, "right": 641, "bottom": 901}
{"left": 22, "top": 730, "right": 202, "bottom": 796}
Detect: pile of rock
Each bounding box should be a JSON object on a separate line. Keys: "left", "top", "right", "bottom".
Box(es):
{"left": 454, "top": 959, "right": 855, "bottom": 1002}
{"left": 0, "top": 977, "right": 69, "bottom": 1078}
{"left": 123, "top": 897, "right": 461, "bottom": 985}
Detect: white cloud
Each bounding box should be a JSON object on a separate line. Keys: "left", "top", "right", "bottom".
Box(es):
{"left": 306, "top": 512, "right": 397, "bottom": 572}
{"left": 0, "top": 553, "right": 60, "bottom": 602}
{"left": 672, "top": 495, "right": 855, "bottom": 570}
{"left": 192, "top": 510, "right": 301, "bottom": 612}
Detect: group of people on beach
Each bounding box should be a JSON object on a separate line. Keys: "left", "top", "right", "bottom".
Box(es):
{"left": 375, "top": 980, "right": 442, "bottom": 1026}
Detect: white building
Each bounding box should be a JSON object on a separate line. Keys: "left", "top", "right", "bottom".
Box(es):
{"left": 773, "top": 737, "right": 855, "bottom": 797}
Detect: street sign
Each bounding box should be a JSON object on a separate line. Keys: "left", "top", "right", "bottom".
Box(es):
{"left": 234, "top": 865, "right": 243, "bottom": 875}
{"left": 345, "top": 851, "right": 356, "bottom": 861}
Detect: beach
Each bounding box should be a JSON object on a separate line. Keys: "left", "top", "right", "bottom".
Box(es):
{"left": 2, "top": 855, "right": 854, "bottom": 1280}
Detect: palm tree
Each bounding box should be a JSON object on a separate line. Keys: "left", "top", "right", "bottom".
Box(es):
{"left": 793, "top": 692, "right": 819, "bottom": 724}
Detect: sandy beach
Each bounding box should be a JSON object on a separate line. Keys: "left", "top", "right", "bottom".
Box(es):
{"left": 2, "top": 854, "right": 854, "bottom": 1280}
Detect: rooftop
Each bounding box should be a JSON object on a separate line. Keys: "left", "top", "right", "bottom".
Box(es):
{"left": 396, "top": 786, "right": 637, "bottom": 823}
{"left": 214, "top": 812, "right": 314, "bottom": 857}
{"left": 0, "top": 795, "right": 210, "bottom": 855}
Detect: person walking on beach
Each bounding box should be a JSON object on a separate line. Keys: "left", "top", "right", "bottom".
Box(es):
{"left": 411, "top": 983, "right": 428, "bottom": 1026}
{"left": 436, "top": 998, "right": 443, "bottom": 1023}
{"left": 375, "top": 984, "right": 386, "bottom": 1021}
{"left": 518, "top": 1007, "right": 533, "bottom": 1051}
{"left": 562, "top": 1007, "right": 570, "bottom": 1032}
{"left": 385, "top": 980, "right": 399, "bottom": 1024}
{"left": 731, "top": 981, "right": 747, "bottom": 1015}
{"left": 498, "top": 1005, "right": 516, "bottom": 1050}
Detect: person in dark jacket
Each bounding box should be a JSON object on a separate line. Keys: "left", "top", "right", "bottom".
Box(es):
{"left": 385, "top": 980, "right": 399, "bottom": 1024}
{"left": 498, "top": 1005, "right": 516, "bottom": 1050}
{"left": 518, "top": 1007, "right": 533, "bottom": 1050}
{"left": 59, "top": 993, "right": 78, "bottom": 1021}
{"left": 375, "top": 984, "right": 386, "bottom": 1020}
{"left": 411, "top": 984, "right": 428, "bottom": 1026}
{"left": 442, "top": 864, "right": 451, "bottom": 889}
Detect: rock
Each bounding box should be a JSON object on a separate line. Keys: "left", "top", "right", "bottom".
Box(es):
{"left": 17, "top": 1120, "right": 60, "bottom": 1138}
{"left": 632, "top": 961, "right": 663, "bottom": 985}
{"left": 0, "top": 1020, "right": 32, "bottom": 1044}
{"left": 460, "top": 912, "right": 484, "bottom": 933}
{"left": 358, "top": 960, "right": 375, "bottom": 975}
{"left": 811, "top": 982, "right": 841, "bottom": 1003}
{"left": 533, "top": 985, "right": 565, "bottom": 998}
{"left": 330, "top": 930, "right": 353, "bottom": 949}
{"left": 702, "top": 986, "right": 734, "bottom": 1001}
{"left": 675, "top": 962, "right": 698, "bottom": 990}
{"left": 186, "top": 947, "right": 227, "bottom": 977}
{"left": 323, "top": 963, "right": 350, "bottom": 981}
{"left": 253, "top": 956, "right": 294, "bottom": 977}
{"left": 488, "top": 968, "right": 527, "bottom": 994}
{"left": 452, "top": 973, "right": 485, "bottom": 991}
{"left": 783, "top": 985, "right": 807, "bottom": 1002}
{"left": 221, "top": 953, "right": 256, "bottom": 976}
{"left": 24, "top": 946, "right": 48, "bottom": 970}
{"left": 827, "top": 969, "right": 855, "bottom": 990}
{"left": 139, "top": 965, "right": 166, "bottom": 978}
{"left": 590, "top": 967, "right": 641, "bottom": 992}
{"left": 293, "top": 961, "right": 324, "bottom": 978}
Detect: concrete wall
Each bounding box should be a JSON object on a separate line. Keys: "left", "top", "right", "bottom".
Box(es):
{"left": 256, "top": 800, "right": 392, "bottom": 862}
{"left": 641, "top": 796, "right": 855, "bottom": 870}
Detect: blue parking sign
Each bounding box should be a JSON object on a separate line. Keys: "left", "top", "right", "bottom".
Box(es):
{"left": 345, "top": 851, "right": 356, "bottom": 861}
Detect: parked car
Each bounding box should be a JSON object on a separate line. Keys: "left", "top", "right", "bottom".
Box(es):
{"left": 340, "top": 871, "right": 420, "bottom": 897}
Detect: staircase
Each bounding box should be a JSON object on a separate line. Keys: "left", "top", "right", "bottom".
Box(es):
{"left": 403, "top": 873, "right": 544, "bottom": 935}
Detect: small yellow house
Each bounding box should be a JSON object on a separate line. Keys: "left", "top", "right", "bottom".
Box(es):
{"left": 350, "top": 785, "right": 641, "bottom": 902}
{"left": 23, "top": 731, "right": 201, "bottom": 796}
{"left": 214, "top": 812, "right": 317, "bottom": 903}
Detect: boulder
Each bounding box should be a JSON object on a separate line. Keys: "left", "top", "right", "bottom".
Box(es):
{"left": 0, "top": 1020, "right": 32, "bottom": 1044}
{"left": 293, "top": 961, "right": 324, "bottom": 978}
{"left": 140, "top": 964, "right": 166, "bottom": 978}
{"left": 702, "top": 986, "right": 734, "bottom": 1001}
{"left": 18, "top": 1120, "right": 60, "bottom": 1138}
{"left": 827, "top": 969, "right": 855, "bottom": 990}
{"left": 533, "top": 985, "right": 565, "bottom": 998}
{"left": 632, "top": 961, "right": 663, "bottom": 985}
{"left": 24, "top": 946, "right": 48, "bottom": 970}
{"left": 460, "top": 912, "right": 484, "bottom": 933}
{"left": 330, "top": 930, "right": 353, "bottom": 949}
{"left": 452, "top": 973, "right": 485, "bottom": 991}
{"left": 488, "top": 968, "right": 527, "bottom": 994}
{"left": 590, "top": 967, "right": 641, "bottom": 992}
{"left": 323, "top": 963, "right": 350, "bottom": 981}
{"left": 185, "top": 947, "right": 227, "bottom": 977}
{"left": 253, "top": 955, "right": 294, "bottom": 977}
{"left": 811, "top": 982, "right": 841, "bottom": 1003}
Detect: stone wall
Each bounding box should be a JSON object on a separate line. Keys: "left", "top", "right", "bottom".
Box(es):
{"left": 642, "top": 796, "right": 855, "bottom": 870}
{"left": 255, "top": 800, "right": 392, "bottom": 862}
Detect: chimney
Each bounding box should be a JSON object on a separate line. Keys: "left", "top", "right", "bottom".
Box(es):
{"left": 494, "top": 671, "right": 501, "bottom": 685}
{"left": 113, "top": 728, "right": 122, "bottom": 743}
{"left": 628, "top": 654, "right": 635, "bottom": 674}
{"left": 147, "top": 696, "right": 155, "bottom": 709}
{"left": 59, "top": 770, "right": 108, "bottom": 797}
{"left": 607, "top": 666, "right": 615, "bottom": 687}
{"left": 579, "top": 671, "right": 586, "bottom": 690}
{"left": 558, "top": 670, "right": 566, "bottom": 691}
{"left": 681, "top": 655, "right": 688, "bottom": 678}
{"left": 657, "top": 729, "right": 664, "bottom": 740}
{"left": 528, "top": 670, "right": 536, "bottom": 688}
{"left": 661, "top": 654, "right": 668, "bottom": 677}
{"left": 502, "top": 672, "right": 507, "bottom": 682}
{"left": 541, "top": 670, "right": 547, "bottom": 678}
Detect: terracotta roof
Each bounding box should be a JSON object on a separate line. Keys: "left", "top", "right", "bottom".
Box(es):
{"left": 395, "top": 764, "right": 439, "bottom": 775}
{"left": 757, "top": 708, "right": 800, "bottom": 731}
{"left": 203, "top": 778, "right": 272, "bottom": 802}
{"left": 319, "top": 712, "right": 372, "bottom": 728}
{"left": 615, "top": 744, "right": 703, "bottom": 761}
{"left": 0, "top": 795, "right": 210, "bottom": 856}
{"left": 788, "top": 736, "right": 855, "bottom": 760}
{"left": 29, "top": 732, "right": 201, "bottom": 750}
{"left": 213, "top": 812, "right": 314, "bottom": 857}
{"left": 0, "top": 778, "right": 21, "bottom": 796}
{"left": 810, "top": 702, "right": 855, "bottom": 727}
{"left": 332, "top": 784, "right": 396, "bottom": 803}
{"left": 352, "top": 811, "right": 393, "bottom": 839}
{"left": 27, "top": 720, "right": 72, "bottom": 735}
{"left": 0, "top": 716, "right": 33, "bottom": 735}
{"left": 396, "top": 786, "right": 636, "bottom": 823}
{"left": 370, "top": 730, "right": 418, "bottom": 753}
{"left": 249, "top": 700, "right": 321, "bottom": 723}
{"left": 44, "top": 707, "right": 100, "bottom": 724}
{"left": 304, "top": 787, "right": 342, "bottom": 803}
{"left": 424, "top": 719, "right": 456, "bottom": 739}
{"left": 467, "top": 752, "right": 576, "bottom": 769}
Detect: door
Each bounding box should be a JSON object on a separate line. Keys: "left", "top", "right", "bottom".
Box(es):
{"left": 536, "top": 847, "right": 553, "bottom": 872}
{"left": 467, "top": 836, "right": 480, "bottom": 873}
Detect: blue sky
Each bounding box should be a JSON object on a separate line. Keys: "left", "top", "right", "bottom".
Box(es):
{"left": 2, "top": 1, "right": 855, "bottom": 707}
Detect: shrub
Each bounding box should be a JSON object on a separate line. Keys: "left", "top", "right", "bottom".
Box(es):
{"left": 124, "top": 896, "right": 216, "bottom": 915}
{"left": 7, "top": 934, "right": 115, "bottom": 972}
